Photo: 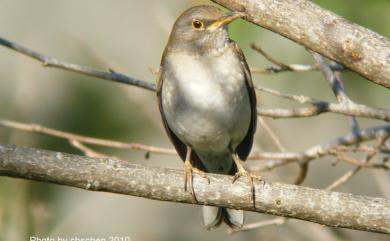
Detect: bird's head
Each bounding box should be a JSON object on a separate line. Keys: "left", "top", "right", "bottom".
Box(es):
{"left": 166, "top": 5, "right": 244, "bottom": 55}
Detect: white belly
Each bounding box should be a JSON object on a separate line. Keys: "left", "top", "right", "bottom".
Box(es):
{"left": 161, "top": 50, "right": 251, "bottom": 153}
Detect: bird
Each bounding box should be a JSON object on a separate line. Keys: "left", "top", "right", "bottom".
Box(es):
{"left": 156, "top": 5, "right": 259, "bottom": 230}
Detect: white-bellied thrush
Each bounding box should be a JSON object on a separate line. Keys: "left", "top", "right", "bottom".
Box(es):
{"left": 157, "top": 5, "right": 259, "bottom": 230}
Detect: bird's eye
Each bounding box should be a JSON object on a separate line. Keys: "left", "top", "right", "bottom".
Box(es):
{"left": 192, "top": 19, "right": 204, "bottom": 30}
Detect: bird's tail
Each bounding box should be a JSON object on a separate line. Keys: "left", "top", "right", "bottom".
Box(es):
{"left": 201, "top": 206, "right": 244, "bottom": 230}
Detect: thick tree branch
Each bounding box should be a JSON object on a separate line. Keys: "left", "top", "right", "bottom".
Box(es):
{"left": 0, "top": 144, "right": 389, "bottom": 234}
{"left": 212, "top": 0, "right": 390, "bottom": 88}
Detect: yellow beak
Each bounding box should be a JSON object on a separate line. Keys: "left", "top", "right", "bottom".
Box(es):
{"left": 207, "top": 12, "right": 245, "bottom": 30}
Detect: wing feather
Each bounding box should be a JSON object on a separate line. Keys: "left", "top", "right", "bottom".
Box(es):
{"left": 231, "top": 42, "right": 257, "bottom": 161}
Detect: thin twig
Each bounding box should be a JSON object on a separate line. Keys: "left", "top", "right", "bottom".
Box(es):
{"left": 69, "top": 140, "right": 115, "bottom": 159}
{"left": 255, "top": 85, "right": 318, "bottom": 104}
{"left": 0, "top": 119, "right": 176, "bottom": 155}
{"left": 0, "top": 37, "right": 156, "bottom": 91}
{"left": 249, "top": 124, "right": 390, "bottom": 165}
{"left": 294, "top": 163, "right": 309, "bottom": 185}
{"left": 312, "top": 53, "right": 372, "bottom": 191}
{"left": 251, "top": 43, "right": 292, "bottom": 70}
{"left": 326, "top": 136, "right": 390, "bottom": 190}
{"left": 325, "top": 167, "right": 361, "bottom": 191}
{"left": 257, "top": 102, "right": 390, "bottom": 121}
{"left": 257, "top": 116, "right": 308, "bottom": 185}
{"left": 255, "top": 80, "right": 390, "bottom": 121}
{"left": 228, "top": 217, "right": 287, "bottom": 234}
{"left": 311, "top": 52, "right": 350, "bottom": 103}
{"left": 335, "top": 155, "right": 389, "bottom": 169}
{"left": 250, "top": 43, "right": 344, "bottom": 74}
{"left": 257, "top": 117, "right": 287, "bottom": 151}
{"left": 314, "top": 56, "right": 362, "bottom": 135}
{"left": 252, "top": 52, "right": 390, "bottom": 121}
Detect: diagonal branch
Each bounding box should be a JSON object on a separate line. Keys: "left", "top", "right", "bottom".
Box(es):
{"left": 250, "top": 43, "right": 345, "bottom": 74}
{"left": 0, "top": 144, "right": 389, "bottom": 234}
{"left": 0, "top": 37, "right": 156, "bottom": 91}
{"left": 211, "top": 0, "right": 390, "bottom": 88}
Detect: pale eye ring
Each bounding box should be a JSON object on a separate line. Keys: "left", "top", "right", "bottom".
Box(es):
{"left": 192, "top": 19, "right": 204, "bottom": 30}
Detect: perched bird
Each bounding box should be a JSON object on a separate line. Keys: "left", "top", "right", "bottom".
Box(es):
{"left": 157, "top": 5, "right": 258, "bottom": 229}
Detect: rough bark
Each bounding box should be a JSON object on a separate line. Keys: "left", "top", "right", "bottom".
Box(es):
{"left": 212, "top": 0, "right": 390, "bottom": 88}
{"left": 0, "top": 144, "right": 389, "bottom": 234}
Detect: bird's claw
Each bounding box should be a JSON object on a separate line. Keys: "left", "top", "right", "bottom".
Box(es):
{"left": 184, "top": 161, "right": 210, "bottom": 203}
{"left": 232, "top": 168, "right": 262, "bottom": 205}
{"left": 232, "top": 169, "right": 262, "bottom": 183}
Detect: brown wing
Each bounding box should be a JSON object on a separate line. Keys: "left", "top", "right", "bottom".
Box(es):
{"left": 156, "top": 58, "right": 206, "bottom": 171}
{"left": 231, "top": 42, "right": 257, "bottom": 161}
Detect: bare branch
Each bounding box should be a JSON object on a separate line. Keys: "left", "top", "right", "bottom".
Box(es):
{"left": 255, "top": 62, "right": 390, "bottom": 121}
{"left": 0, "top": 119, "right": 176, "bottom": 155}
{"left": 325, "top": 167, "right": 362, "bottom": 191}
{"left": 257, "top": 117, "right": 287, "bottom": 152}
{"left": 326, "top": 136, "right": 389, "bottom": 191}
{"left": 257, "top": 117, "right": 308, "bottom": 185}
{"left": 251, "top": 43, "right": 293, "bottom": 71}
{"left": 254, "top": 52, "right": 390, "bottom": 121}
{"left": 255, "top": 85, "right": 319, "bottom": 104}
{"left": 249, "top": 124, "right": 390, "bottom": 167}
{"left": 250, "top": 43, "right": 344, "bottom": 74}
{"left": 69, "top": 140, "right": 114, "bottom": 159}
{"left": 293, "top": 163, "right": 309, "bottom": 185}
{"left": 229, "top": 217, "right": 287, "bottom": 234}
{"left": 0, "top": 144, "right": 389, "bottom": 234}
{"left": 311, "top": 52, "right": 350, "bottom": 103}
{"left": 212, "top": 0, "right": 390, "bottom": 88}
{"left": 0, "top": 37, "right": 156, "bottom": 91}
{"left": 257, "top": 104, "right": 390, "bottom": 121}
{"left": 335, "top": 155, "right": 388, "bottom": 169}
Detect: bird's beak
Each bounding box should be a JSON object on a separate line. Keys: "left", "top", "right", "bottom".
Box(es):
{"left": 207, "top": 12, "right": 245, "bottom": 31}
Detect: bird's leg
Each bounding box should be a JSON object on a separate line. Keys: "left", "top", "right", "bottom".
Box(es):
{"left": 183, "top": 147, "right": 210, "bottom": 202}
{"left": 232, "top": 153, "right": 262, "bottom": 204}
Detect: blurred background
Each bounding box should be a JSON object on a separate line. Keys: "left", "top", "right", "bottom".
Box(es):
{"left": 0, "top": 0, "right": 389, "bottom": 240}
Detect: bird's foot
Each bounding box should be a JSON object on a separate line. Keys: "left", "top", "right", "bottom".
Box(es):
{"left": 183, "top": 161, "right": 210, "bottom": 202}
{"left": 232, "top": 166, "right": 262, "bottom": 205}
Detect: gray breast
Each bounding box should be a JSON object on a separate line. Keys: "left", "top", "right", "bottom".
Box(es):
{"left": 161, "top": 48, "right": 251, "bottom": 154}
